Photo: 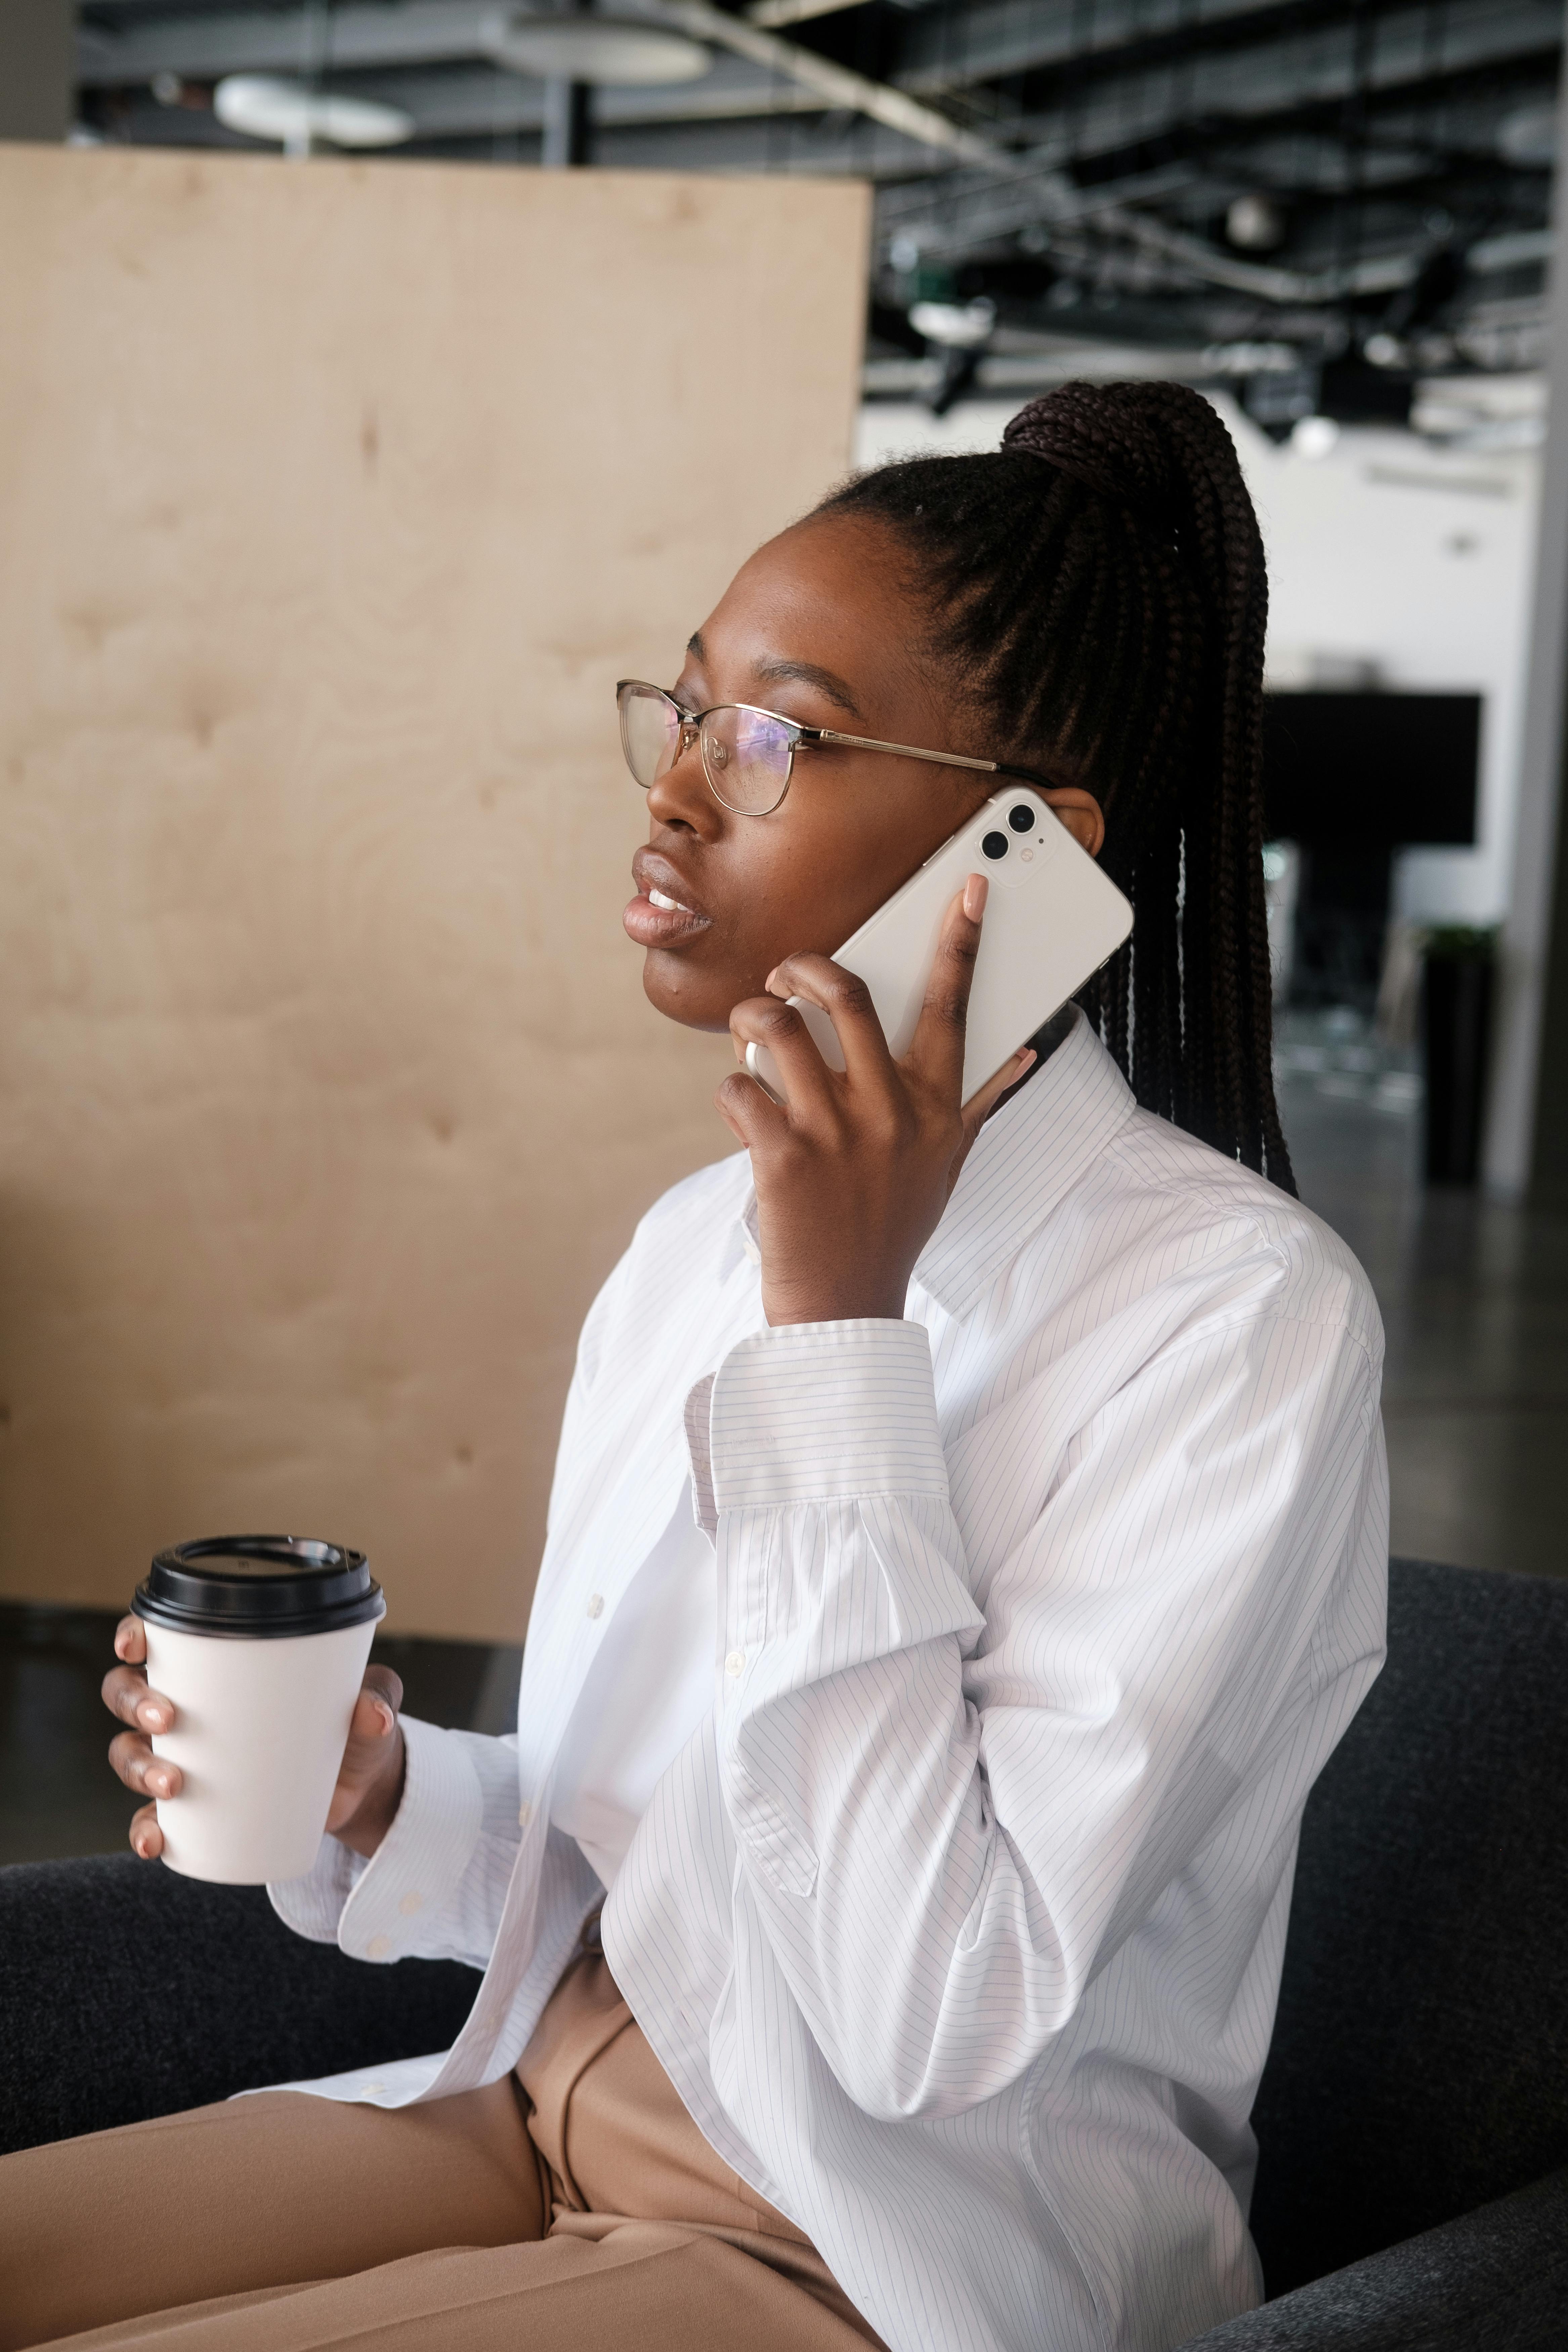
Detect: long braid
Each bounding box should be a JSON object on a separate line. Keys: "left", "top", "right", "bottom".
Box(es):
{"left": 818, "top": 380, "right": 1296, "bottom": 1195}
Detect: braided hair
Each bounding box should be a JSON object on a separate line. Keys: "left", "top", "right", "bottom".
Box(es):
{"left": 818, "top": 380, "right": 1295, "bottom": 1195}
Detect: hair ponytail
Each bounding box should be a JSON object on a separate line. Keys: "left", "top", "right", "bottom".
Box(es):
{"left": 819, "top": 381, "right": 1295, "bottom": 1195}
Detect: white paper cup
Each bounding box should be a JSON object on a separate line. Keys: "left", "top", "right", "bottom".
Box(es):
{"left": 132, "top": 1536, "right": 385, "bottom": 1885}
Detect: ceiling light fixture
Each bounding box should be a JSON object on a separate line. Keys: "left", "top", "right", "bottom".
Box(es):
{"left": 909, "top": 297, "right": 995, "bottom": 349}
{"left": 1290, "top": 415, "right": 1340, "bottom": 460}
{"left": 1498, "top": 102, "right": 1558, "bottom": 168}
{"left": 213, "top": 75, "right": 414, "bottom": 152}
{"left": 1226, "top": 193, "right": 1285, "bottom": 252}
{"left": 480, "top": 11, "right": 712, "bottom": 85}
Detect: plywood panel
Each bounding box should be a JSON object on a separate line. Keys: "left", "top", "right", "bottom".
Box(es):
{"left": 0, "top": 146, "right": 868, "bottom": 1638}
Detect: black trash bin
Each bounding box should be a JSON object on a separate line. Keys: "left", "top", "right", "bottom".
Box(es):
{"left": 1421, "top": 927, "right": 1496, "bottom": 1185}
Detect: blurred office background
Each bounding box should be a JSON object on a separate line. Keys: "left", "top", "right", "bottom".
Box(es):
{"left": 2, "top": 0, "right": 1566, "bottom": 1862}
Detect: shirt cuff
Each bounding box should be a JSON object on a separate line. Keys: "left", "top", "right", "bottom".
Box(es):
{"left": 336, "top": 1714, "right": 485, "bottom": 1963}
{"left": 698, "top": 1319, "right": 949, "bottom": 1513}
{"left": 268, "top": 1833, "right": 365, "bottom": 1944}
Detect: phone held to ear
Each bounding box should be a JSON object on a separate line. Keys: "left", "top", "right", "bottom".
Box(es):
{"left": 745, "top": 787, "right": 1134, "bottom": 1108}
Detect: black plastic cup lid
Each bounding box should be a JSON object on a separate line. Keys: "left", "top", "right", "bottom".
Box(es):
{"left": 132, "top": 1536, "right": 385, "bottom": 1639}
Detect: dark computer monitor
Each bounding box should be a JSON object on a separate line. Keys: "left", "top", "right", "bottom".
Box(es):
{"left": 1262, "top": 692, "right": 1480, "bottom": 846}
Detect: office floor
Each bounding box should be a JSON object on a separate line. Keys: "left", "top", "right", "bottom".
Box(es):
{"left": 1276, "top": 1009, "right": 1567, "bottom": 1583}
{"left": 3, "top": 1014, "right": 1563, "bottom": 1868}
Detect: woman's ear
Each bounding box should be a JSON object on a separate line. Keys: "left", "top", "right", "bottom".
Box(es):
{"left": 1041, "top": 787, "right": 1105, "bottom": 859}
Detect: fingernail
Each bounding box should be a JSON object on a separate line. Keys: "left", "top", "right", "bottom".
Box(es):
{"left": 1016, "top": 1048, "right": 1037, "bottom": 1070}
{"left": 964, "top": 874, "right": 988, "bottom": 920}
{"left": 375, "top": 1701, "right": 394, "bottom": 1735}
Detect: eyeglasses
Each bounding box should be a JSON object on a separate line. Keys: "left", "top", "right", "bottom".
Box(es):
{"left": 616, "top": 679, "right": 1052, "bottom": 818}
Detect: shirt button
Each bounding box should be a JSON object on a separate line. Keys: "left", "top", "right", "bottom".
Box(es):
{"left": 518, "top": 1799, "right": 533, "bottom": 1827}
{"left": 398, "top": 1889, "right": 425, "bottom": 1917}
{"left": 366, "top": 1934, "right": 391, "bottom": 1959}
{"left": 586, "top": 1594, "right": 604, "bottom": 1619}
{"left": 725, "top": 1649, "right": 746, "bottom": 1678}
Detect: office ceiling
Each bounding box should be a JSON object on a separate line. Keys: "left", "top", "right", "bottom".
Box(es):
{"left": 74, "top": 0, "right": 1563, "bottom": 422}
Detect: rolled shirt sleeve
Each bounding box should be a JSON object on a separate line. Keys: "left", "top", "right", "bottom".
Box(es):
{"left": 268, "top": 1716, "right": 524, "bottom": 1972}
{"left": 695, "top": 1307, "right": 1383, "bottom": 2124}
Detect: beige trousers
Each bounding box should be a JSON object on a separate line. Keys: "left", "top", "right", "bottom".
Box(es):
{"left": 0, "top": 1949, "right": 884, "bottom": 2352}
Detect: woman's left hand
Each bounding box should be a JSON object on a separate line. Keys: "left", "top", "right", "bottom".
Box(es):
{"left": 717, "top": 876, "right": 1035, "bottom": 1327}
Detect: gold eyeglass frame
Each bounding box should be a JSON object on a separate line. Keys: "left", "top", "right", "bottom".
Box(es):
{"left": 616, "top": 679, "right": 1053, "bottom": 817}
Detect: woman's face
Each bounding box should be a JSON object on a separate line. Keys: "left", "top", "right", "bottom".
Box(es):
{"left": 624, "top": 512, "right": 1103, "bottom": 1033}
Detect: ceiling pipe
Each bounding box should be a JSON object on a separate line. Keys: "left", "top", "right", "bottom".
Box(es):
{"left": 747, "top": 0, "right": 870, "bottom": 26}
{"left": 645, "top": 0, "right": 1020, "bottom": 171}
{"left": 641, "top": 1, "right": 1456, "bottom": 307}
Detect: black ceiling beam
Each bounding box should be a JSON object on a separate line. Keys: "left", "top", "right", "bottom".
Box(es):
{"left": 874, "top": 5, "right": 1558, "bottom": 251}
{"left": 1001, "top": 4, "right": 1560, "bottom": 174}
{"left": 890, "top": 0, "right": 1545, "bottom": 98}
{"left": 1055, "top": 73, "right": 1558, "bottom": 201}
{"left": 897, "top": 0, "right": 1316, "bottom": 95}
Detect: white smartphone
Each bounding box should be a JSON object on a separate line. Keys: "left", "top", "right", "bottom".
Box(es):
{"left": 745, "top": 786, "right": 1133, "bottom": 1106}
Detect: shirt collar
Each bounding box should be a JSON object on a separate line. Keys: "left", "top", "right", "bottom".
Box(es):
{"left": 910, "top": 1006, "right": 1138, "bottom": 1317}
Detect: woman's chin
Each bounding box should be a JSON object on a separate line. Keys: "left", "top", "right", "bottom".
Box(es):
{"left": 640, "top": 950, "right": 735, "bottom": 1034}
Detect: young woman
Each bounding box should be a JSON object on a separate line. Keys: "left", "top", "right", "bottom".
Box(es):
{"left": 8, "top": 381, "right": 1387, "bottom": 2352}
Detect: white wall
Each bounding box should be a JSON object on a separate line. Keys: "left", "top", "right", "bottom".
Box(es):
{"left": 856, "top": 396, "right": 1541, "bottom": 925}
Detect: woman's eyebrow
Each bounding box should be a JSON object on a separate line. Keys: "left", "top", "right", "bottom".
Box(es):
{"left": 751, "top": 657, "right": 864, "bottom": 720}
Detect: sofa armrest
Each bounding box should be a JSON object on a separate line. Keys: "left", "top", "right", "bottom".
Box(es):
{"left": 1182, "top": 2167, "right": 1568, "bottom": 2350}
{"left": 0, "top": 1855, "right": 480, "bottom": 2155}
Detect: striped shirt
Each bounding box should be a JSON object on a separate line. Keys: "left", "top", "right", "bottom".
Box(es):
{"left": 271, "top": 1005, "right": 1388, "bottom": 2352}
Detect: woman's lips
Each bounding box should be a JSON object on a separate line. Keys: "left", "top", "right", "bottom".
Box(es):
{"left": 623, "top": 881, "right": 712, "bottom": 949}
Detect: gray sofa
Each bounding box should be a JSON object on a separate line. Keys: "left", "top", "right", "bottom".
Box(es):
{"left": 4, "top": 1557, "right": 1565, "bottom": 2347}
{"left": 1187, "top": 1556, "right": 1567, "bottom": 2349}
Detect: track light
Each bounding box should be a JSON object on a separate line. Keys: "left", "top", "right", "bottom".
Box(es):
{"left": 214, "top": 76, "right": 414, "bottom": 152}
{"left": 480, "top": 11, "right": 712, "bottom": 84}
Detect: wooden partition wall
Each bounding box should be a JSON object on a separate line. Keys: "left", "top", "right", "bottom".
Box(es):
{"left": 0, "top": 146, "right": 868, "bottom": 1639}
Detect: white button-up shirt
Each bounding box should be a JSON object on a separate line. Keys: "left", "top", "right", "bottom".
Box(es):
{"left": 271, "top": 1008, "right": 1388, "bottom": 2352}
{"left": 549, "top": 1483, "right": 715, "bottom": 1887}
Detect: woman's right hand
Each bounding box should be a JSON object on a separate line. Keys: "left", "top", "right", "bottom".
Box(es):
{"left": 102, "top": 1617, "right": 409, "bottom": 1863}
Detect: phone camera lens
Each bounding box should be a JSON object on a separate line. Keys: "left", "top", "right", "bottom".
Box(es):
{"left": 982, "top": 831, "right": 1009, "bottom": 860}
{"left": 1008, "top": 804, "right": 1034, "bottom": 832}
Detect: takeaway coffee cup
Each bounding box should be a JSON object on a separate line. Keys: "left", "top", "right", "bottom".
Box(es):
{"left": 132, "top": 1535, "right": 385, "bottom": 1886}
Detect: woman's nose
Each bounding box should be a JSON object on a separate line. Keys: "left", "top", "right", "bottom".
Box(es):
{"left": 647, "top": 729, "right": 720, "bottom": 835}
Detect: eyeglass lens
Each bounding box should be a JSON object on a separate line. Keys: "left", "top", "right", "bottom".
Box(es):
{"left": 702, "top": 704, "right": 794, "bottom": 813}
{"left": 619, "top": 685, "right": 683, "bottom": 793}
{"left": 618, "top": 685, "right": 796, "bottom": 815}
